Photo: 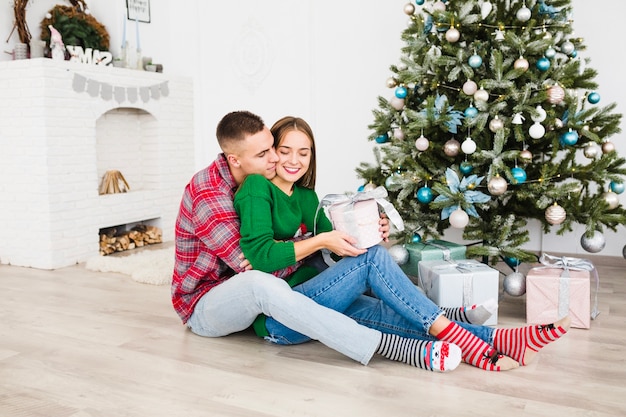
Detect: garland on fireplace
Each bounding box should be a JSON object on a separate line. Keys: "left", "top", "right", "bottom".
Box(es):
{"left": 71, "top": 72, "right": 169, "bottom": 104}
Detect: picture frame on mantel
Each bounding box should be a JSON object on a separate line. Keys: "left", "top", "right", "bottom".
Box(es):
{"left": 127, "top": 0, "right": 151, "bottom": 23}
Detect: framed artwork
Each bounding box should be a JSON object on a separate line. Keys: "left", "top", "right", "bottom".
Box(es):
{"left": 127, "top": 0, "right": 151, "bottom": 23}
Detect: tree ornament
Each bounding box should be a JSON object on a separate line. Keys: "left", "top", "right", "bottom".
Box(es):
{"left": 386, "top": 77, "right": 397, "bottom": 88}
{"left": 363, "top": 182, "right": 377, "bottom": 192}
{"left": 403, "top": 3, "right": 416, "bottom": 15}
{"left": 462, "top": 80, "right": 478, "bottom": 95}
{"left": 493, "top": 29, "right": 505, "bottom": 41}
{"left": 416, "top": 186, "right": 434, "bottom": 204}
{"left": 544, "top": 47, "right": 556, "bottom": 59}
{"left": 588, "top": 92, "right": 601, "bottom": 104}
{"left": 561, "top": 40, "right": 575, "bottom": 55}
{"left": 553, "top": 118, "right": 564, "bottom": 129}
{"left": 432, "top": 1, "right": 446, "bottom": 12}
{"left": 461, "top": 137, "right": 477, "bottom": 154}
{"left": 545, "top": 203, "right": 566, "bottom": 225}
{"left": 531, "top": 105, "right": 547, "bottom": 123}
{"left": 412, "top": 233, "right": 422, "bottom": 243}
{"left": 511, "top": 167, "right": 527, "bottom": 184}
{"left": 581, "top": 231, "right": 606, "bottom": 253}
{"left": 547, "top": 85, "right": 565, "bottom": 105}
{"left": 610, "top": 181, "right": 625, "bottom": 194}
{"left": 529, "top": 122, "right": 545, "bottom": 139}
{"left": 395, "top": 86, "right": 408, "bottom": 99}
{"left": 464, "top": 105, "right": 478, "bottom": 118}
{"left": 393, "top": 127, "right": 405, "bottom": 140}
{"left": 443, "top": 139, "right": 461, "bottom": 157}
{"left": 488, "top": 175, "right": 508, "bottom": 195}
{"left": 468, "top": 54, "right": 483, "bottom": 68}
{"left": 603, "top": 191, "right": 620, "bottom": 210}
{"left": 481, "top": 1, "right": 493, "bottom": 19}
{"left": 516, "top": 6, "right": 532, "bottom": 22}
{"left": 473, "top": 88, "right": 489, "bottom": 102}
{"left": 560, "top": 130, "right": 579, "bottom": 146}
{"left": 503, "top": 272, "right": 526, "bottom": 296}
{"left": 415, "top": 134, "right": 430, "bottom": 151}
{"left": 385, "top": 174, "right": 401, "bottom": 189}
{"left": 583, "top": 143, "right": 599, "bottom": 159}
{"left": 512, "top": 113, "right": 524, "bottom": 124}
{"left": 390, "top": 96, "right": 405, "bottom": 111}
{"left": 449, "top": 207, "right": 469, "bottom": 228}
{"left": 536, "top": 57, "right": 550, "bottom": 72}
{"left": 514, "top": 57, "right": 529, "bottom": 71}
{"left": 388, "top": 244, "right": 409, "bottom": 265}
{"left": 503, "top": 256, "right": 520, "bottom": 269}
{"left": 489, "top": 115, "right": 504, "bottom": 132}
{"left": 375, "top": 133, "right": 389, "bottom": 144}
{"left": 602, "top": 141, "right": 615, "bottom": 154}
{"left": 445, "top": 27, "right": 460, "bottom": 43}
{"left": 520, "top": 149, "right": 533, "bottom": 161}
{"left": 459, "top": 161, "right": 473, "bottom": 175}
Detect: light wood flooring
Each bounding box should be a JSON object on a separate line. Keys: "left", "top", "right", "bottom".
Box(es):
{"left": 1, "top": 250, "right": 625, "bottom": 417}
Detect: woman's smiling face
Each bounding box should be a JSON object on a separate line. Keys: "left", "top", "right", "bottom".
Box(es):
{"left": 275, "top": 130, "right": 312, "bottom": 185}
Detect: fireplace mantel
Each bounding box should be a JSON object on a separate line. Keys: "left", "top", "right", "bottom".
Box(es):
{"left": 0, "top": 59, "right": 194, "bottom": 269}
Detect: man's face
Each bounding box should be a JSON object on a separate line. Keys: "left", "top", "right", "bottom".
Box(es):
{"left": 232, "top": 127, "right": 278, "bottom": 181}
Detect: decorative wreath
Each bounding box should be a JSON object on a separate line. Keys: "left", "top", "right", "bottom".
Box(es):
{"left": 39, "top": 0, "right": 110, "bottom": 52}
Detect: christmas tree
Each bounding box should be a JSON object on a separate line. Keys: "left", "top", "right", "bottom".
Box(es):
{"left": 356, "top": 0, "right": 626, "bottom": 265}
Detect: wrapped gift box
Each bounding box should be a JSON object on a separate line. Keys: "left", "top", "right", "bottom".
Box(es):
{"left": 526, "top": 265, "right": 591, "bottom": 329}
{"left": 401, "top": 240, "right": 466, "bottom": 278}
{"left": 418, "top": 259, "right": 498, "bottom": 326}
{"left": 328, "top": 199, "right": 382, "bottom": 249}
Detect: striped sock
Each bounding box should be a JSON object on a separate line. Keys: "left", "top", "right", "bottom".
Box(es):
{"left": 436, "top": 322, "right": 518, "bottom": 371}
{"left": 440, "top": 298, "right": 498, "bottom": 325}
{"left": 376, "top": 333, "right": 461, "bottom": 372}
{"left": 492, "top": 316, "right": 571, "bottom": 365}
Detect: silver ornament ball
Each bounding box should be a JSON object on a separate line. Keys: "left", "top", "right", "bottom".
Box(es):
{"left": 388, "top": 245, "right": 409, "bottom": 265}
{"left": 581, "top": 231, "right": 606, "bottom": 253}
{"left": 603, "top": 191, "right": 620, "bottom": 210}
{"left": 503, "top": 272, "right": 526, "bottom": 296}
{"left": 488, "top": 176, "right": 508, "bottom": 196}
{"left": 583, "top": 143, "right": 599, "bottom": 159}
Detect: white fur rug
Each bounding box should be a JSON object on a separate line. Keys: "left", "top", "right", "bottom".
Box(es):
{"left": 85, "top": 246, "right": 174, "bottom": 285}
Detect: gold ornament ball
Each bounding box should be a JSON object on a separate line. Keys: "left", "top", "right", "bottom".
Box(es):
{"left": 488, "top": 175, "right": 508, "bottom": 195}
{"left": 443, "top": 139, "right": 461, "bottom": 157}
{"left": 602, "top": 141, "right": 615, "bottom": 154}
{"left": 403, "top": 3, "right": 416, "bottom": 15}
{"left": 545, "top": 203, "right": 566, "bottom": 225}
{"left": 603, "top": 191, "right": 620, "bottom": 210}
{"left": 514, "top": 57, "right": 529, "bottom": 71}
{"left": 520, "top": 149, "right": 533, "bottom": 161}
{"left": 547, "top": 85, "right": 565, "bottom": 104}
{"left": 386, "top": 77, "right": 397, "bottom": 88}
{"left": 474, "top": 88, "right": 489, "bottom": 102}
{"left": 363, "top": 182, "right": 377, "bottom": 192}
{"left": 489, "top": 116, "right": 504, "bottom": 132}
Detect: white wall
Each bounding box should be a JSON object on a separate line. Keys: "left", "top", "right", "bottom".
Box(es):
{"left": 1, "top": 0, "right": 624, "bottom": 257}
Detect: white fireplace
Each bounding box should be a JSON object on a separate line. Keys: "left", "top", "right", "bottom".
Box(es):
{"left": 0, "top": 59, "right": 194, "bottom": 269}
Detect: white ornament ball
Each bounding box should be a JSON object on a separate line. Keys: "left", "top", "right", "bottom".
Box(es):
{"left": 462, "top": 80, "right": 478, "bottom": 96}
{"left": 529, "top": 122, "right": 546, "bottom": 139}
{"left": 432, "top": 1, "right": 446, "bottom": 12}
{"left": 516, "top": 6, "right": 532, "bottom": 22}
{"left": 390, "top": 97, "right": 405, "bottom": 111}
{"left": 415, "top": 135, "right": 430, "bottom": 151}
{"left": 363, "top": 182, "right": 377, "bottom": 192}
{"left": 474, "top": 88, "right": 489, "bottom": 102}
{"left": 547, "top": 85, "right": 565, "bottom": 105}
{"left": 503, "top": 272, "right": 526, "bottom": 296}
{"left": 393, "top": 128, "right": 405, "bottom": 140}
{"left": 602, "top": 141, "right": 616, "bottom": 154}
{"left": 489, "top": 116, "right": 504, "bottom": 132}
{"left": 488, "top": 176, "right": 508, "bottom": 195}
{"left": 561, "top": 41, "right": 575, "bottom": 55}
{"left": 388, "top": 244, "right": 410, "bottom": 265}
{"left": 520, "top": 149, "right": 533, "bottom": 161}
{"left": 603, "top": 191, "right": 620, "bottom": 210}
{"left": 514, "top": 57, "right": 529, "bottom": 71}
{"left": 404, "top": 3, "right": 416, "bottom": 15}
{"left": 545, "top": 203, "right": 566, "bottom": 225}
{"left": 581, "top": 231, "right": 606, "bottom": 253}
{"left": 443, "top": 139, "right": 461, "bottom": 157}
{"left": 461, "top": 137, "right": 477, "bottom": 154}
{"left": 445, "top": 27, "right": 460, "bottom": 43}
{"left": 449, "top": 208, "right": 470, "bottom": 228}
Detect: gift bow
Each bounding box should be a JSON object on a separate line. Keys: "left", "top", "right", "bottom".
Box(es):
{"left": 537, "top": 253, "right": 600, "bottom": 320}
{"left": 317, "top": 186, "right": 405, "bottom": 232}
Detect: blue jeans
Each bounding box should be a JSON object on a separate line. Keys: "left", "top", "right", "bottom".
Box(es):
{"left": 265, "top": 245, "right": 494, "bottom": 345}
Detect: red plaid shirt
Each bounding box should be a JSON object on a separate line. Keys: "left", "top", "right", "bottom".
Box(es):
{"left": 171, "top": 154, "right": 300, "bottom": 323}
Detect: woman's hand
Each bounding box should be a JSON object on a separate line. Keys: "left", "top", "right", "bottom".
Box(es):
{"left": 379, "top": 212, "right": 390, "bottom": 242}
{"left": 321, "top": 230, "right": 367, "bottom": 257}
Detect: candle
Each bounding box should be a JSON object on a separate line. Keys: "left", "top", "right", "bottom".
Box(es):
{"left": 135, "top": 17, "right": 141, "bottom": 51}
{"left": 122, "top": 11, "right": 126, "bottom": 49}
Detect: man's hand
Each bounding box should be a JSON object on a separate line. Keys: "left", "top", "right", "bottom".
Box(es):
{"left": 238, "top": 253, "right": 252, "bottom": 270}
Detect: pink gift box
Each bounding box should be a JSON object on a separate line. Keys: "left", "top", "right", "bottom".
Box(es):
{"left": 526, "top": 266, "right": 591, "bottom": 329}
{"left": 328, "top": 199, "right": 381, "bottom": 249}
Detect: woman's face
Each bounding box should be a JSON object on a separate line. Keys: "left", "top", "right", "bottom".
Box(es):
{"left": 275, "top": 129, "right": 311, "bottom": 184}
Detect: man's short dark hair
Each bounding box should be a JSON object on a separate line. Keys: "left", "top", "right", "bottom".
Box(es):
{"left": 216, "top": 111, "right": 265, "bottom": 151}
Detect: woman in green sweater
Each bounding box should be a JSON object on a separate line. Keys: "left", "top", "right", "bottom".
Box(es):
{"left": 233, "top": 116, "right": 569, "bottom": 372}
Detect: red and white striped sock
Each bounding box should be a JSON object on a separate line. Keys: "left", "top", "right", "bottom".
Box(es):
{"left": 436, "top": 322, "right": 518, "bottom": 371}
{"left": 492, "top": 316, "right": 571, "bottom": 365}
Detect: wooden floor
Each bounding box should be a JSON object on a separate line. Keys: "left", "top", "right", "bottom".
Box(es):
{"left": 1, "top": 252, "right": 625, "bottom": 417}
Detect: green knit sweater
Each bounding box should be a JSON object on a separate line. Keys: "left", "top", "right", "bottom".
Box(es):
{"left": 234, "top": 174, "right": 333, "bottom": 336}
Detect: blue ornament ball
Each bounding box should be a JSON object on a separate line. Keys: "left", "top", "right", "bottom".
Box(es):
{"left": 588, "top": 92, "right": 601, "bottom": 104}
{"left": 412, "top": 233, "right": 422, "bottom": 243}
{"left": 464, "top": 105, "right": 478, "bottom": 118}
{"left": 416, "top": 186, "right": 434, "bottom": 204}
{"left": 503, "top": 256, "right": 520, "bottom": 269}
{"left": 544, "top": 48, "right": 556, "bottom": 59}
{"left": 511, "top": 167, "right": 527, "bottom": 184}
{"left": 459, "top": 161, "right": 473, "bottom": 175}
{"left": 610, "top": 181, "right": 625, "bottom": 194}
{"left": 375, "top": 133, "right": 389, "bottom": 144}
{"left": 415, "top": 0, "right": 425, "bottom": 4}
{"left": 357, "top": 184, "right": 365, "bottom": 192}
{"left": 468, "top": 54, "right": 483, "bottom": 68}
{"left": 560, "top": 130, "right": 579, "bottom": 146}
{"left": 570, "top": 50, "right": 577, "bottom": 58}
{"left": 395, "top": 86, "right": 408, "bottom": 99}
{"left": 536, "top": 57, "right": 551, "bottom": 72}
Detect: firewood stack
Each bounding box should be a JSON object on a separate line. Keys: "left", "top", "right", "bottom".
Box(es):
{"left": 99, "top": 225, "right": 162, "bottom": 255}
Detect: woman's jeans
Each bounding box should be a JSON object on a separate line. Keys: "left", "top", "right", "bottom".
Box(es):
{"left": 264, "top": 245, "right": 494, "bottom": 345}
